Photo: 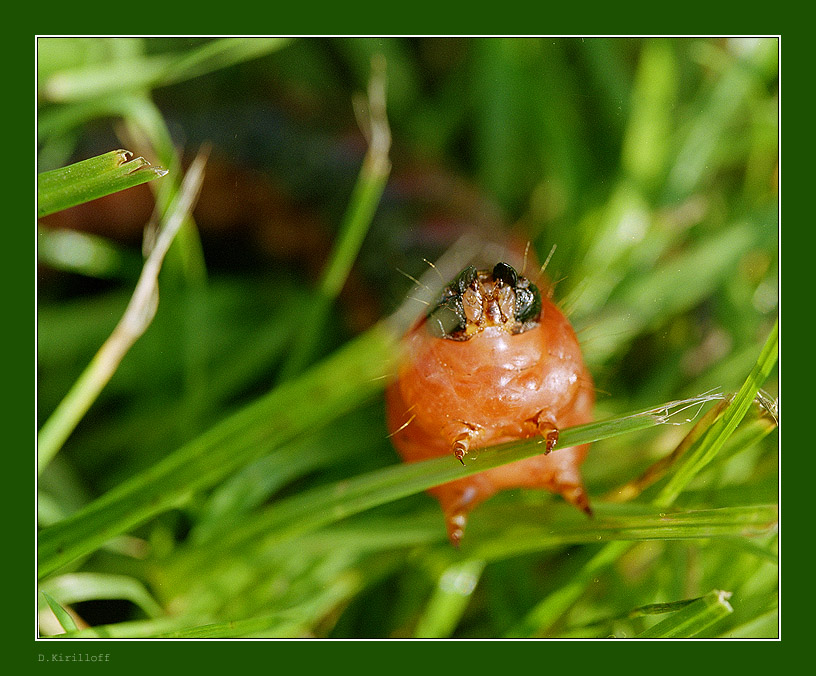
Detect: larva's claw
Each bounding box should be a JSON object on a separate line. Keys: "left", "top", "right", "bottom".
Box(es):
{"left": 453, "top": 440, "right": 467, "bottom": 465}
{"left": 452, "top": 429, "right": 479, "bottom": 465}
{"left": 447, "top": 512, "right": 467, "bottom": 547}
{"left": 561, "top": 483, "right": 592, "bottom": 516}
{"left": 443, "top": 488, "right": 479, "bottom": 546}
{"left": 533, "top": 416, "right": 559, "bottom": 453}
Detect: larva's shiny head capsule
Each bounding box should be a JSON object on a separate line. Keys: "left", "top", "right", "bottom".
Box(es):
{"left": 427, "top": 262, "right": 543, "bottom": 340}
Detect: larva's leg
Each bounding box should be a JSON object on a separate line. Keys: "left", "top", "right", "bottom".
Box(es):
{"left": 449, "top": 422, "right": 483, "bottom": 465}
{"left": 434, "top": 483, "right": 483, "bottom": 547}
{"left": 452, "top": 433, "right": 470, "bottom": 465}
{"left": 529, "top": 412, "right": 559, "bottom": 453}
{"left": 446, "top": 510, "right": 468, "bottom": 547}
{"left": 557, "top": 481, "right": 593, "bottom": 516}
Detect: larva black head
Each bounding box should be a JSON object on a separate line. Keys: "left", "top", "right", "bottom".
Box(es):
{"left": 426, "top": 262, "right": 542, "bottom": 339}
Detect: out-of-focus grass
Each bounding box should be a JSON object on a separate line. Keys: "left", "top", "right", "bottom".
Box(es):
{"left": 37, "top": 37, "right": 778, "bottom": 639}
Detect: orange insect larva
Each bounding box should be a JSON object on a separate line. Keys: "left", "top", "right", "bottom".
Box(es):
{"left": 386, "top": 262, "right": 594, "bottom": 545}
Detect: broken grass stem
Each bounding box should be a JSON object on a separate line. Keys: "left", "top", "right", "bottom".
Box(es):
{"left": 37, "top": 149, "right": 208, "bottom": 475}
{"left": 555, "top": 390, "right": 728, "bottom": 449}
{"left": 322, "top": 53, "right": 391, "bottom": 300}
{"left": 647, "top": 388, "right": 727, "bottom": 425}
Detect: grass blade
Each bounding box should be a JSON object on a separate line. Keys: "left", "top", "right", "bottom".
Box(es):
{"left": 41, "top": 591, "right": 78, "bottom": 634}
{"left": 413, "top": 559, "right": 485, "bottom": 638}
{"left": 656, "top": 321, "right": 778, "bottom": 506}
{"left": 165, "top": 392, "right": 738, "bottom": 579}
{"left": 502, "top": 323, "right": 778, "bottom": 636}
{"left": 56, "top": 578, "right": 359, "bottom": 639}
{"left": 37, "top": 323, "right": 398, "bottom": 579}
{"left": 41, "top": 37, "right": 291, "bottom": 103}
{"left": 40, "top": 573, "right": 163, "bottom": 623}
{"left": 279, "top": 55, "right": 391, "bottom": 378}
{"left": 36, "top": 151, "right": 206, "bottom": 473}
{"left": 53, "top": 616, "right": 200, "bottom": 639}
{"left": 636, "top": 590, "right": 734, "bottom": 638}
{"left": 504, "top": 540, "right": 631, "bottom": 637}
{"left": 471, "top": 504, "right": 778, "bottom": 561}
{"left": 37, "top": 226, "right": 142, "bottom": 280}
{"left": 37, "top": 149, "right": 167, "bottom": 217}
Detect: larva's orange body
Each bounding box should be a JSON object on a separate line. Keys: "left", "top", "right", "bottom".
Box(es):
{"left": 386, "top": 262, "right": 594, "bottom": 545}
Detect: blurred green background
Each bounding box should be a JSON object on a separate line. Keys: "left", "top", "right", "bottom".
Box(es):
{"left": 37, "top": 37, "right": 778, "bottom": 639}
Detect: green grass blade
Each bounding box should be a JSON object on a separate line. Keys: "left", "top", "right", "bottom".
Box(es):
{"left": 37, "top": 323, "right": 398, "bottom": 579}
{"left": 499, "top": 502, "right": 775, "bottom": 637}
{"left": 502, "top": 323, "right": 777, "bottom": 636}
{"left": 57, "top": 577, "right": 359, "bottom": 639}
{"left": 37, "top": 152, "right": 206, "bottom": 474}
{"left": 500, "top": 501, "right": 776, "bottom": 638}
{"left": 504, "top": 540, "right": 632, "bottom": 637}
{"left": 41, "top": 37, "right": 292, "bottom": 102}
{"left": 565, "top": 593, "right": 736, "bottom": 638}
{"left": 150, "top": 596, "right": 351, "bottom": 639}
{"left": 471, "top": 504, "right": 778, "bottom": 561}
{"left": 656, "top": 320, "right": 778, "bottom": 507}
{"left": 37, "top": 149, "right": 167, "bottom": 217}
{"left": 716, "top": 601, "right": 778, "bottom": 639}
{"left": 118, "top": 93, "right": 209, "bottom": 286}
{"left": 38, "top": 371, "right": 724, "bottom": 582}
{"left": 165, "top": 392, "right": 735, "bottom": 579}
{"left": 575, "top": 217, "right": 772, "bottom": 364}
{"left": 37, "top": 226, "right": 142, "bottom": 280}
{"left": 636, "top": 590, "right": 734, "bottom": 638}
{"left": 41, "top": 591, "right": 78, "bottom": 633}
{"left": 40, "top": 573, "right": 163, "bottom": 621}
{"left": 54, "top": 616, "right": 201, "bottom": 639}
{"left": 666, "top": 41, "right": 774, "bottom": 200}
{"left": 621, "top": 39, "right": 677, "bottom": 187}
{"left": 151, "top": 615, "right": 304, "bottom": 639}
{"left": 279, "top": 56, "right": 391, "bottom": 378}
{"left": 413, "top": 559, "right": 485, "bottom": 638}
